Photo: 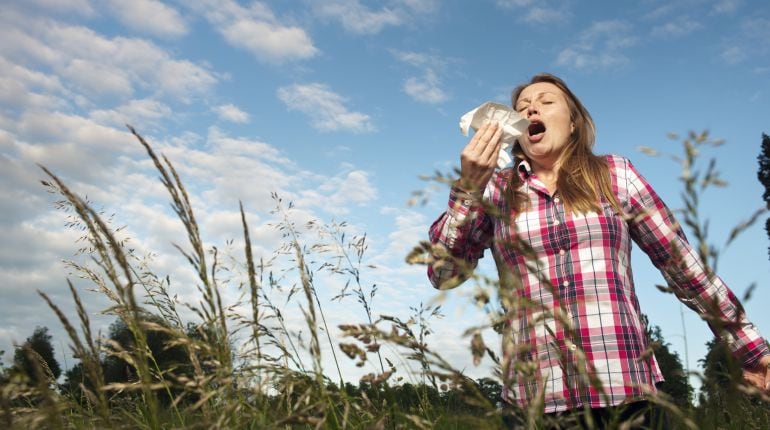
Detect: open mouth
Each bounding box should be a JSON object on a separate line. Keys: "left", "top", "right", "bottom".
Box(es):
{"left": 528, "top": 121, "right": 546, "bottom": 142}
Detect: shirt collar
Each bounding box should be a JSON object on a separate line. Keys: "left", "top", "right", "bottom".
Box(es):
{"left": 516, "top": 158, "right": 533, "bottom": 181}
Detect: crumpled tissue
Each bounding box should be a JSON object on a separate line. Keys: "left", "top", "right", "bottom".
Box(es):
{"left": 459, "top": 101, "right": 529, "bottom": 168}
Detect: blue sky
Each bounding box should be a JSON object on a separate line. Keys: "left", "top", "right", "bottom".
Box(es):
{"left": 2, "top": 0, "right": 770, "bottom": 394}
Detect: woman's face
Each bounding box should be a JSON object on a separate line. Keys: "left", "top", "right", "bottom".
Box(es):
{"left": 514, "top": 82, "right": 574, "bottom": 167}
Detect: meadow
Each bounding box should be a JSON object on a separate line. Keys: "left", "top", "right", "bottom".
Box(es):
{"left": 1, "top": 128, "right": 769, "bottom": 429}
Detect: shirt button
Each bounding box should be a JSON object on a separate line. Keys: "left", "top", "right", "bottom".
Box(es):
{"left": 569, "top": 344, "right": 577, "bottom": 351}
{"left": 462, "top": 199, "right": 473, "bottom": 206}
{"left": 559, "top": 249, "right": 566, "bottom": 256}
{"left": 562, "top": 281, "right": 569, "bottom": 287}
{"left": 553, "top": 220, "right": 560, "bottom": 226}
{"left": 554, "top": 197, "right": 560, "bottom": 203}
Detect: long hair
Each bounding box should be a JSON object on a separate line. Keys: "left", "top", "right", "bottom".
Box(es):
{"left": 508, "top": 73, "right": 622, "bottom": 216}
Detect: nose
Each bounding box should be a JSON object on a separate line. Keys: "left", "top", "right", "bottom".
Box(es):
{"left": 526, "top": 102, "right": 539, "bottom": 117}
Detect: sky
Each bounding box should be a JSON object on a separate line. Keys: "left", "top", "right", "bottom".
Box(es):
{"left": 2, "top": 0, "right": 770, "bottom": 396}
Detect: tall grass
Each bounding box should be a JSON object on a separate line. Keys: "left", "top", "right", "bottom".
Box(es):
{"left": 0, "top": 128, "right": 767, "bottom": 429}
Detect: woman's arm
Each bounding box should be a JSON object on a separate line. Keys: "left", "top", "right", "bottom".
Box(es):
{"left": 428, "top": 122, "right": 502, "bottom": 290}
{"left": 428, "top": 184, "right": 494, "bottom": 289}
{"left": 617, "top": 156, "right": 770, "bottom": 378}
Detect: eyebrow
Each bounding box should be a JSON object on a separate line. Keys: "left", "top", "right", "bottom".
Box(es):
{"left": 516, "top": 91, "right": 558, "bottom": 104}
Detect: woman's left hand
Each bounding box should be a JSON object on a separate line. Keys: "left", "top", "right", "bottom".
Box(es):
{"left": 743, "top": 354, "right": 770, "bottom": 392}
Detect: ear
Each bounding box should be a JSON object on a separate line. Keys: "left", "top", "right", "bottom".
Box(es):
{"left": 570, "top": 122, "right": 575, "bottom": 134}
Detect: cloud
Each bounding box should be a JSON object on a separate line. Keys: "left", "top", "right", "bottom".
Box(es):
{"left": 393, "top": 51, "right": 450, "bottom": 104}
{"left": 496, "top": 0, "right": 534, "bottom": 7}
{"left": 555, "top": 20, "right": 637, "bottom": 70}
{"left": 495, "top": 0, "right": 568, "bottom": 24}
{"left": 277, "top": 83, "right": 375, "bottom": 133}
{"left": 650, "top": 16, "right": 702, "bottom": 38}
{"left": 524, "top": 7, "right": 567, "bottom": 23}
{"left": 713, "top": 0, "right": 743, "bottom": 14}
{"left": 213, "top": 104, "right": 250, "bottom": 123}
{"left": 394, "top": 0, "right": 439, "bottom": 14}
{"left": 106, "top": 0, "right": 188, "bottom": 38}
{"left": 719, "top": 18, "right": 770, "bottom": 65}
{"left": 89, "top": 99, "right": 173, "bottom": 128}
{"left": 187, "top": 0, "right": 318, "bottom": 62}
{"left": 0, "top": 57, "right": 69, "bottom": 111}
{"left": 322, "top": 170, "right": 378, "bottom": 214}
{"left": 315, "top": 0, "right": 402, "bottom": 35}
{"left": 313, "top": 0, "right": 439, "bottom": 35}
{"left": 404, "top": 71, "right": 448, "bottom": 104}
{"left": 26, "top": 0, "right": 96, "bottom": 16}
{"left": 0, "top": 11, "right": 218, "bottom": 103}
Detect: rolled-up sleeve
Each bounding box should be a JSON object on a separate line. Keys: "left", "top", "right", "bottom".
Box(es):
{"left": 428, "top": 183, "right": 494, "bottom": 290}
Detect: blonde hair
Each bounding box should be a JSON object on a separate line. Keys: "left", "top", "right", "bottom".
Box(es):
{"left": 508, "top": 73, "right": 622, "bottom": 216}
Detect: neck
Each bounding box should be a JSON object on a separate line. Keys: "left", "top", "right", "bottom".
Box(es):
{"left": 530, "top": 158, "right": 560, "bottom": 181}
{"left": 527, "top": 157, "right": 561, "bottom": 195}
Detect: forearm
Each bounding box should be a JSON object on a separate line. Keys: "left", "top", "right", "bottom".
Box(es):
{"left": 427, "top": 184, "right": 491, "bottom": 289}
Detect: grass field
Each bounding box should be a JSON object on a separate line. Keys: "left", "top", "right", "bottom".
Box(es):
{"left": 1, "top": 129, "right": 769, "bottom": 429}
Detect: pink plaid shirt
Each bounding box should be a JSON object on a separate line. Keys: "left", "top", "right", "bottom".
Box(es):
{"left": 428, "top": 154, "right": 769, "bottom": 413}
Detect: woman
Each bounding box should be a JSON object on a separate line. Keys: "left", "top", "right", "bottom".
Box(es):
{"left": 428, "top": 73, "right": 770, "bottom": 426}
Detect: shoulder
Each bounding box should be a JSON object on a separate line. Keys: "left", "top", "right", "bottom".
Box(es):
{"left": 602, "top": 153, "right": 632, "bottom": 169}
{"left": 600, "top": 153, "right": 638, "bottom": 179}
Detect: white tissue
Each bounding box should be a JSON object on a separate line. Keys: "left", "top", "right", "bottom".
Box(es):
{"left": 459, "top": 102, "right": 529, "bottom": 169}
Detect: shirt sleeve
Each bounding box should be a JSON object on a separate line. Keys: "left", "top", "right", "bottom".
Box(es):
{"left": 427, "top": 182, "right": 494, "bottom": 290}
{"left": 618, "top": 156, "right": 770, "bottom": 368}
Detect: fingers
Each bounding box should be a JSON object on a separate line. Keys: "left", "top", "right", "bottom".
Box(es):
{"left": 765, "top": 365, "right": 770, "bottom": 391}
{"left": 469, "top": 121, "right": 499, "bottom": 152}
{"left": 743, "top": 369, "right": 763, "bottom": 387}
{"left": 480, "top": 124, "right": 504, "bottom": 164}
{"left": 460, "top": 122, "right": 503, "bottom": 191}
{"left": 741, "top": 364, "right": 770, "bottom": 393}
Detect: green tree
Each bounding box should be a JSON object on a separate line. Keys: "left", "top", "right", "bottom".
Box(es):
{"left": 63, "top": 314, "right": 206, "bottom": 406}
{"left": 641, "top": 315, "right": 693, "bottom": 408}
{"left": 757, "top": 133, "right": 770, "bottom": 258}
{"left": 648, "top": 325, "right": 693, "bottom": 408}
{"left": 12, "top": 326, "right": 61, "bottom": 385}
{"left": 476, "top": 377, "right": 502, "bottom": 408}
{"left": 696, "top": 338, "right": 770, "bottom": 429}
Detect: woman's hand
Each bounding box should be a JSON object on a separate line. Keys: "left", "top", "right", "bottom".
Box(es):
{"left": 459, "top": 121, "right": 504, "bottom": 192}
{"left": 743, "top": 354, "right": 770, "bottom": 393}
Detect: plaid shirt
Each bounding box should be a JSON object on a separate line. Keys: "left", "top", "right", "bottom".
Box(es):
{"left": 428, "top": 154, "right": 769, "bottom": 413}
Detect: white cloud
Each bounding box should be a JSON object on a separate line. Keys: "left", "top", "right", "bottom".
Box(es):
{"left": 555, "top": 20, "right": 637, "bottom": 70}
{"left": 325, "top": 170, "right": 378, "bottom": 212}
{"left": 0, "top": 57, "right": 69, "bottom": 110}
{"left": 719, "top": 18, "right": 770, "bottom": 65}
{"left": 316, "top": 0, "right": 402, "bottom": 35}
{"left": 213, "top": 104, "right": 250, "bottom": 123}
{"left": 394, "top": 0, "right": 439, "bottom": 14}
{"left": 62, "top": 58, "right": 135, "bottom": 98}
{"left": 404, "top": 70, "right": 448, "bottom": 104}
{"left": 106, "top": 0, "right": 188, "bottom": 38}
{"left": 393, "top": 51, "right": 450, "bottom": 104}
{"left": 277, "top": 83, "right": 375, "bottom": 133}
{"left": 494, "top": 0, "right": 568, "bottom": 24}
{"left": 187, "top": 0, "right": 318, "bottom": 62}
{"left": 313, "top": 0, "right": 440, "bottom": 35}
{"left": 496, "top": 0, "right": 535, "bottom": 7}
{"left": 0, "top": 12, "right": 218, "bottom": 103}
{"left": 650, "top": 17, "right": 702, "bottom": 38}
{"left": 89, "top": 99, "right": 173, "bottom": 128}
{"left": 27, "top": 0, "right": 96, "bottom": 16}
{"left": 524, "top": 7, "right": 567, "bottom": 23}
{"left": 713, "top": 0, "right": 743, "bottom": 14}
